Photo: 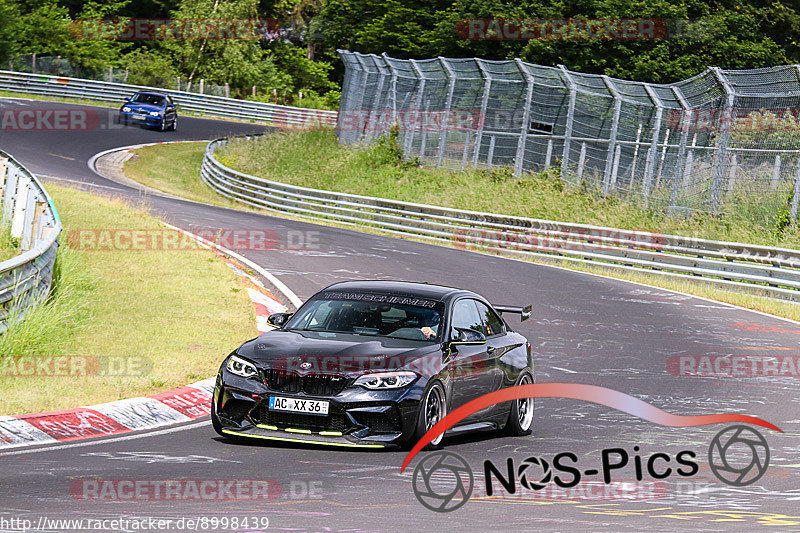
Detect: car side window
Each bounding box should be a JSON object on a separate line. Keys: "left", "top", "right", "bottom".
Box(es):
{"left": 450, "top": 299, "right": 484, "bottom": 337}
{"left": 475, "top": 301, "right": 505, "bottom": 336}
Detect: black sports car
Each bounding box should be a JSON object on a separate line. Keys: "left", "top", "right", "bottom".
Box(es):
{"left": 212, "top": 280, "right": 534, "bottom": 449}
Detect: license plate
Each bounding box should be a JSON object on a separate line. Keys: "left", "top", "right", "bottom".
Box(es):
{"left": 269, "top": 396, "right": 329, "bottom": 416}
{"left": 132, "top": 113, "right": 146, "bottom": 120}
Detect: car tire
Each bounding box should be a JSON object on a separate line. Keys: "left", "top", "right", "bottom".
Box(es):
{"left": 211, "top": 398, "right": 225, "bottom": 437}
{"left": 159, "top": 118, "right": 166, "bottom": 132}
{"left": 411, "top": 381, "right": 447, "bottom": 450}
{"left": 168, "top": 116, "right": 177, "bottom": 131}
{"left": 504, "top": 371, "right": 534, "bottom": 436}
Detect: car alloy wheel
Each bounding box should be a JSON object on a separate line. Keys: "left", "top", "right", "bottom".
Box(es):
{"left": 422, "top": 383, "right": 447, "bottom": 447}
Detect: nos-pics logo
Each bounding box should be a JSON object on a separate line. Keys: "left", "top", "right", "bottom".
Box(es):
{"left": 412, "top": 425, "right": 770, "bottom": 512}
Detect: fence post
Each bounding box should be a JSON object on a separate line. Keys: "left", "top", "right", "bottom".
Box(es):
{"left": 381, "top": 53, "right": 398, "bottom": 126}
{"left": 514, "top": 59, "right": 534, "bottom": 177}
{"left": 225, "top": 83, "right": 230, "bottom": 98}
{"left": 642, "top": 84, "right": 664, "bottom": 205}
{"left": 710, "top": 67, "right": 735, "bottom": 212}
{"left": 630, "top": 124, "right": 642, "bottom": 179}
{"left": 545, "top": 139, "right": 553, "bottom": 168}
{"left": 472, "top": 59, "right": 492, "bottom": 167}
{"left": 609, "top": 144, "right": 622, "bottom": 192}
{"left": 31, "top": 53, "right": 36, "bottom": 74}
{"left": 55, "top": 55, "right": 60, "bottom": 76}
{"left": 727, "top": 153, "right": 738, "bottom": 198}
{"left": 176, "top": 77, "right": 180, "bottom": 91}
{"left": 487, "top": 135, "right": 496, "bottom": 169}
{"left": 601, "top": 76, "right": 622, "bottom": 195}
{"left": 437, "top": 57, "right": 456, "bottom": 168}
{"left": 353, "top": 54, "right": 371, "bottom": 142}
{"left": 462, "top": 131, "right": 471, "bottom": 171}
{"left": 771, "top": 155, "right": 782, "bottom": 190}
{"left": 108, "top": 66, "right": 113, "bottom": 82}
{"left": 576, "top": 142, "right": 587, "bottom": 182}
{"left": 200, "top": 78, "right": 204, "bottom": 95}
{"left": 407, "top": 60, "right": 426, "bottom": 157}
{"left": 791, "top": 159, "right": 800, "bottom": 224}
{"left": 670, "top": 86, "right": 691, "bottom": 205}
{"left": 558, "top": 65, "right": 577, "bottom": 182}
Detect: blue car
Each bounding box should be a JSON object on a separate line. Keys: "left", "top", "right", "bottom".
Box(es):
{"left": 118, "top": 91, "right": 177, "bottom": 131}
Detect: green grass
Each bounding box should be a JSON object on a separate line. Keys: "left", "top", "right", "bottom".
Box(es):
{"left": 122, "top": 134, "right": 800, "bottom": 323}
{"left": 216, "top": 129, "right": 800, "bottom": 249}
{"left": 0, "top": 183, "right": 257, "bottom": 415}
{"left": 0, "top": 226, "right": 19, "bottom": 262}
{"left": 123, "top": 142, "right": 254, "bottom": 210}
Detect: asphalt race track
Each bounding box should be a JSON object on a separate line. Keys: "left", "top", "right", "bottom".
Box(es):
{"left": 1, "top": 98, "right": 799, "bottom": 532}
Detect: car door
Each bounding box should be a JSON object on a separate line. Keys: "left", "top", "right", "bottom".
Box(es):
{"left": 447, "top": 298, "right": 496, "bottom": 422}
{"left": 474, "top": 301, "right": 513, "bottom": 416}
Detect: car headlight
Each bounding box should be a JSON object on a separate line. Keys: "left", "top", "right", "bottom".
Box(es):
{"left": 149, "top": 111, "right": 162, "bottom": 117}
{"left": 226, "top": 355, "right": 258, "bottom": 378}
{"left": 354, "top": 371, "right": 417, "bottom": 389}
{"left": 122, "top": 106, "right": 131, "bottom": 112}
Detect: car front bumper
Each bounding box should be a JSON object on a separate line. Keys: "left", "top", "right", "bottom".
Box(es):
{"left": 119, "top": 111, "right": 162, "bottom": 127}
{"left": 214, "top": 372, "right": 426, "bottom": 449}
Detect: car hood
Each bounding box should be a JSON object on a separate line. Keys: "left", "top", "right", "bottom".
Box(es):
{"left": 236, "top": 330, "right": 443, "bottom": 376}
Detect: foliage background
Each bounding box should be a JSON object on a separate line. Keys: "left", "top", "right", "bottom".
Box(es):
{"left": 0, "top": 0, "right": 798, "bottom": 107}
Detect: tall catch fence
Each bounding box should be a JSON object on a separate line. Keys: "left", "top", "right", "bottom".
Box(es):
{"left": 337, "top": 51, "right": 800, "bottom": 228}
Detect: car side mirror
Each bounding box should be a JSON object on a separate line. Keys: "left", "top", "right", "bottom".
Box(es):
{"left": 266, "top": 312, "right": 292, "bottom": 328}
{"left": 449, "top": 327, "right": 486, "bottom": 346}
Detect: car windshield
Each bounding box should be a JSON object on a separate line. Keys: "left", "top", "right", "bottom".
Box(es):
{"left": 285, "top": 296, "right": 444, "bottom": 342}
{"left": 130, "top": 93, "right": 165, "bottom": 106}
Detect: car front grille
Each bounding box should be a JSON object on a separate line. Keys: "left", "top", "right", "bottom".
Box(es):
{"left": 263, "top": 370, "right": 350, "bottom": 396}
{"left": 258, "top": 404, "right": 352, "bottom": 433}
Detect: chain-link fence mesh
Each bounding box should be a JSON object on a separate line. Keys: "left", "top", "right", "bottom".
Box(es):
{"left": 337, "top": 50, "right": 800, "bottom": 226}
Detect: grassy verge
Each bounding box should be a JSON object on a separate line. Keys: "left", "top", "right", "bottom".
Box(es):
{"left": 216, "top": 129, "right": 800, "bottom": 249}
{"left": 124, "top": 143, "right": 255, "bottom": 210}
{"left": 123, "top": 135, "right": 800, "bottom": 323}
{"left": 0, "top": 226, "right": 19, "bottom": 262}
{"left": 0, "top": 183, "right": 257, "bottom": 415}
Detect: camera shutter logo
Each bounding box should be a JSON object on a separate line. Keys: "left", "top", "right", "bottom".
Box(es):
{"left": 412, "top": 451, "right": 473, "bottom": 512}
{"left": 708, "top": 425, "right": 770, "bottom": 486}
{"left": 518, "top": 456, "right": 552, "bottom": 490}
{"left": 299, "top": 362, "right": 312, "bottom": 370}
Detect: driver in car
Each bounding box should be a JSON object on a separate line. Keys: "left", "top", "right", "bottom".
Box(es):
{"left": 416, "top": 309, "right": 441, "bottom": 340}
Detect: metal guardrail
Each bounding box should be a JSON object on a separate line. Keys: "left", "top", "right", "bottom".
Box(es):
{"left": 0, "top": 150, "right": 62, "bottom": 333}
{"left": 0, "top": 70, "right": 337, "bottom": 128}
{"left": 202, "top": 136, "right": 800, "bottom": 302}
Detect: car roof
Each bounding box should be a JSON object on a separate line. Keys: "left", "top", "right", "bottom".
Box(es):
{"left": 318, "top": 280, "right": 470, "bottom": 301}
{"left": 133, "top": 91, "right": 168, "bottom": 97}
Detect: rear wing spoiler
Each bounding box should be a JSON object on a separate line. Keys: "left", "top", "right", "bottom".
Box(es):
{"left": 493, "top": 304, "right": 532, "bottom": 322}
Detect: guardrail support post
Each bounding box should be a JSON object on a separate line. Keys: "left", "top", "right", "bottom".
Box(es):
{"left": 643, "top": 84, "right": 664, "bottom": 205}
{"left": 472, "top": 59, "right": 491, "bottom": 168}
{"left": 11, "top": 173, "right": 30, "bottom": 238}
{"left": 2, "top": 165, "right": 18, "bottom": 224}
{"left": 514, "top": 59, "right": 534, "bottom": 177}
{"left": 21, "top": 187, "right": 36, "bottom": 251}
{"left": 437, "top": 58, "right": 456, "bottom": 168}
{"left": 558, "top": 65, "right": 576, "bottom": 182}
{"left": 710, "top": 67, "right": 736, "bottom": 213}
{"left": 601, "top": 76, "right": 622, "bottom": 195}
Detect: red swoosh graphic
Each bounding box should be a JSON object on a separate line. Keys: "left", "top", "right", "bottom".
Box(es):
{"left": 400, "top": 383, "right": 781, "bottom": 473}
